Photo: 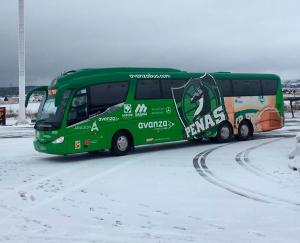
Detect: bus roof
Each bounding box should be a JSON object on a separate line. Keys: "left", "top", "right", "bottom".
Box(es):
{"left": 50, "top": 67, "right": 281, "bottom": 90}
{"left": 212, "top": 72, "right": 281, "bottom": 80}
{"left": 51, "top": 67, "right": 183, "bottom": 87}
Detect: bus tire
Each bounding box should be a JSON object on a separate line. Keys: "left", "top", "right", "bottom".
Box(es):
{"left": 237, "top": 120, "right": 252, "bottom": 141}
{"left": 216, "top": 122, "right": 233, "bottom": 143}
{"left": 110, "top": 131, "right": 132, "bottom": 156}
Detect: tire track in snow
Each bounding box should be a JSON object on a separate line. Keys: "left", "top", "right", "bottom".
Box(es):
{"left": 193, "top": 138, "right": 300, "bottom": 207}
{"left": 193, "top": 145, "right": 270, "bottom": 203}
{"left": 235, "top": 138, "right": 284, "bottom": 183}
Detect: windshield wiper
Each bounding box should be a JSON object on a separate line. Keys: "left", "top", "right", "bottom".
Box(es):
{"left": 34, "top": 119, "right": 58, "bottom": 130}
{"left": 35, "top": 118, "right": 47, "bottom": 124}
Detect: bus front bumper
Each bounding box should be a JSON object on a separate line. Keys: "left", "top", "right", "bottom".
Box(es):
{"left": 34, "top": 139, "right": 67, "bottom": 155}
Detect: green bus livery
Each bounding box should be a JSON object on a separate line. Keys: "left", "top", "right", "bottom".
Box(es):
{"left": 26, "top": 68, "right": 284, "bottom": 156}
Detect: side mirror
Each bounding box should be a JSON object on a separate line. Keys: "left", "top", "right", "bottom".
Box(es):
{"left": 26, "top": 86, "right": 48, "bottom": 107}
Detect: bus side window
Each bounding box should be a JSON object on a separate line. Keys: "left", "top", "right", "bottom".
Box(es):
{"left": 161, "top": 80, "right": 187, "bottom": 99}
{"left": 135, "top": 80, "right": 161, "bottom": 99}
{"left": 88, "top": 82, "right": 129, "bottom": 116}
{"left": 216, "top": 79, "right": 233, "bottom": 97}
{"left": 67, "top": 88, "right": 88, "bottom": 126}
{"left": 261, "top": 79, "right": 278, "bottom": 95}
{"left": 232, "top": 79, "right": 262, "bottom": 96}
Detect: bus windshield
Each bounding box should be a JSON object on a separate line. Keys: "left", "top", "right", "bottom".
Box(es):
{"left": 35, "top": 90, "right": 70, "bottom": 130}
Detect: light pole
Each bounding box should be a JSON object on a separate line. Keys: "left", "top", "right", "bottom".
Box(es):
{"left": 17, "top": 0, "right": 27, "bottom": 124}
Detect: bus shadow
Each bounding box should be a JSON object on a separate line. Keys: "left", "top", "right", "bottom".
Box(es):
{"left": 39, "top": 140, "right": 206, "bottom": 163}
{"left": 133, "top": 140, "right": 209, "bottom": 154}
{"left": 39, "top": 151, "right": 111, "bottom": 163}
{"left": 39, "top": 133, "right": 294, "bottom": 163}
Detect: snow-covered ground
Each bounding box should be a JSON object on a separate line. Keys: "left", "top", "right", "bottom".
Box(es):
{"left": 0, "top": 118, "right": 300, "bottom": 243}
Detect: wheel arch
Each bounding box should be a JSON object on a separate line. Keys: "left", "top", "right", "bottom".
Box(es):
{"left": 214, "top": 120, "right": 234, "bottom": 143}
{"left": 218, "top": 120, "right": 234, "bottom": 133}
{"left": 238, "top": 119, "right": 254, "bottom": 136}
{"left": 110, "top": 129, "right": 134, "bottom": 149}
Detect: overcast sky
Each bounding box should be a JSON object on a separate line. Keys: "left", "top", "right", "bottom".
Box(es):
{"left": 1, "top": 0, "right": 300, "bottom": 86}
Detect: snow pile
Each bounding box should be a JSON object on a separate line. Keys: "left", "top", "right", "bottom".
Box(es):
{"left": 288, "top": 133, "right": 300, "bottom": 171}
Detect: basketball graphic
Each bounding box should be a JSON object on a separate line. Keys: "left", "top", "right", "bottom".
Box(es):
{"left": 255, "top": 107, "right": 282, "bottom": 131}
{"left": 172, "top": 74, "right": 227, "bottom": 139}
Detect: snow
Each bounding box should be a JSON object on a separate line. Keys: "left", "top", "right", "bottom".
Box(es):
{"left": 0, "top": 118, "right": 300, "bottom": 242}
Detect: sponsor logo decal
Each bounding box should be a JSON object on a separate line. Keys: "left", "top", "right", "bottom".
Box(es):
{"left": 129, "top": 74, "right": 171, "bottom": 79}
{"left": 91, "top": 121, "right": 99, "bottom": 132}
{"left": 166, "top": 107, "right": 172, "bottom": 114}
{"left": 123, "top": 104, "right": 133, "bottom": 119}
{"left": 172, "top": 73, "right": 227, "bottom": 139}
{"left": 150, "top": 107, "right": 172, "bottom": 115}
{"left": 75, "top": 140, "right": 81, "bottom": 149}
{"left": 98, "top": 117, "right": 119, "bottom": 122}
{"left": 124, "top": 104, "right": 132, "bottom": 113}
{"left": 135, "top": 104, "right": 147, "bottom": 117}
{"left": 151, "top": 107, "right": 164, "bottom": 115}
{"left": 74, "top": 125, "right": 91, "bottom": 130}
{"left": 258, "top": 96, "right": 265, "bottom": 104}
{"left": 138, "top": 120, "right": 175, "bottom": 130}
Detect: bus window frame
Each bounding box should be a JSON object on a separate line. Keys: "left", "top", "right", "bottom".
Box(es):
{"left": 134, "top": 79, "right": 162, "bottom": 100}
{"left": 87, "top": 81, "right": 130, "bottom": 116}
{"left": 217, "top": 78, "right": 280, "bottom": 97}
{"left": 260, "top": 79, "right": 278, "bottom": 96}
{"left": 67, "top": 88, "right": 89, "bottom": 127}
{"left": 134, "top": 79, "right": 189, "bottom": 100}
{"left": 66, "top": 80, "right": 130, "bottom": 127}
{"left": 216, "top": 79, "right": 234, "bottom": 97}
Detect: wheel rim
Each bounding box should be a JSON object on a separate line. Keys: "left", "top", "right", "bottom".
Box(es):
{"left": 220, "top": 126, "right": 230, "bottom": 140}
{"left": 117, "top": 136, "right": 129, "bottom": 152}
{"left": 240, "top": 124, "right": 249, "bottom": 137}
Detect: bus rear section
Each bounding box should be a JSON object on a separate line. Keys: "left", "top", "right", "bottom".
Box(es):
{"left": 215, "top": 75, "right": 284, "bottom": 139}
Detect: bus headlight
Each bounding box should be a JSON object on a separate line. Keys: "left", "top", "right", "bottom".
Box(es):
{"left": 52, "top": 136, "right": 64, "bottom": 144}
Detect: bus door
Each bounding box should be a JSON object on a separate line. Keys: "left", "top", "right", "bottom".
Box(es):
{"left": 66, "top": 88, "right": 101, "bottom": 153}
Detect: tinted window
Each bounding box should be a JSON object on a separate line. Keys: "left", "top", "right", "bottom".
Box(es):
{"left": 89, "top": 82, "right": 129, "bottom": 114}
{"left": 216, "top": 79, "right": 233, "bottom": 97}
{"left": 136, "top": 79, "right": 161, "bottom": 99}
{"left": 68, "top": 88, "right": 88, "bottom": 126}
{"left": 261, "top": 79, "right": 278, "bottom": 95}
{"left": 161, "top": 79, "right": 187, "bottom": 98}
{"left": 232, "top": 79, "right": 262, "bottom": 96}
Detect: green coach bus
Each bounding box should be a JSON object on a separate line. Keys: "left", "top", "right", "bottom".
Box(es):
{"left": 26, "top": 68, "right": 284, "bottom": 156}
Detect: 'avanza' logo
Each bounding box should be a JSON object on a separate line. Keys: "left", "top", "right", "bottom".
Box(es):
{"left": 138, "top": 120, "right": 175, "bottom": 130}
{"left": 135, "top": 104, "right": 147, "bottom": 116}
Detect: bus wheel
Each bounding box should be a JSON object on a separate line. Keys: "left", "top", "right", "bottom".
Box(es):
{"left": 111, "top": 131, "right": 132, "bottom": 156}
{"left": 216, "top": 122, "right": 233, "bottom": 143}
{"left": 237, "top": 121, "right": 252, "bottom": 141}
